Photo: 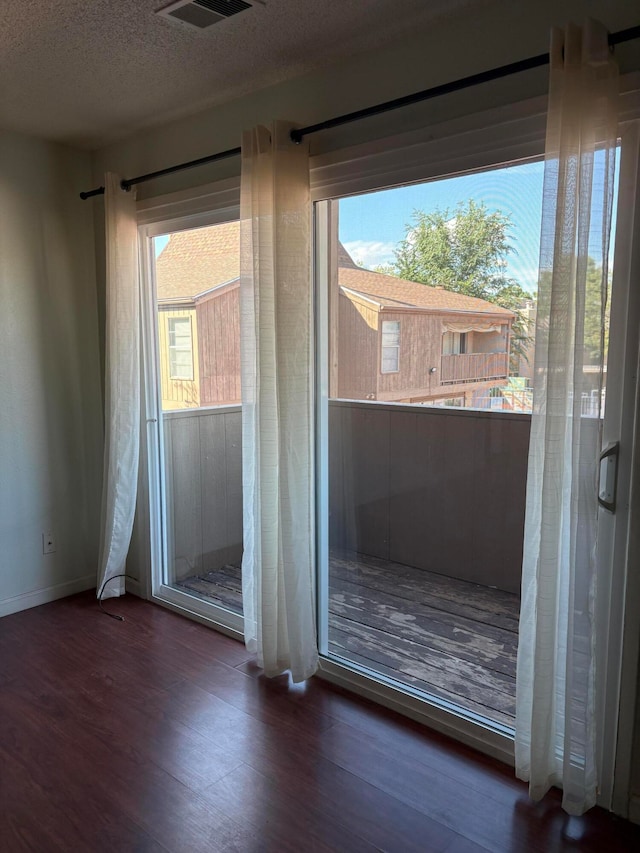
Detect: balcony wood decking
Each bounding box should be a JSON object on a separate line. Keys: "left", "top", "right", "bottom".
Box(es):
{"left": 176, "top": 551, "right": 519, "bottom": 727}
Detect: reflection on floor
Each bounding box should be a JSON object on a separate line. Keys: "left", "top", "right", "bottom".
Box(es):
{"left": 176, "top": 550, "right": 520, "bottom": 727}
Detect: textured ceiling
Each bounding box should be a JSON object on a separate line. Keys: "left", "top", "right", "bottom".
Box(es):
{"left": 0, "top": 0, "right": 487, "bottom": 149}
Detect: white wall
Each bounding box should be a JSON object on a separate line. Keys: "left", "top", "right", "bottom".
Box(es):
{"left": 0, "top": 130, "right": 103, "bottom": 616}
{"left": 92, "top": 0, "right": 639, "bottom": 200}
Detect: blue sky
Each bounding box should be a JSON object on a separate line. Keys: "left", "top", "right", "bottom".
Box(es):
{"left": 153, "top": 159, "right": 545, "bottom": 287}
{"left": 339, "top": 158, "right": 545, "bottom": 294}
{"left": 155, "top": 234, "right": 169, "bottom": 256}
{"left": 154, "top": 153, "right": 617, "bottom": 293}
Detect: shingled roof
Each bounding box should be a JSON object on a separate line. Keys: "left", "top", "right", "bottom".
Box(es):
{"left": 155, "top": 221, "right": 239, "bottom": 302}
{"left": 338, "top": 266, "right": 514, "bottom": 317}
{"left": 156, "top": 221, "right": 514, "bottom": 318}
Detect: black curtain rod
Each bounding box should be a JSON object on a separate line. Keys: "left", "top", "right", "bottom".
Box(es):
{"left": 80, "top": 23, "right": 640, "bottom": 200}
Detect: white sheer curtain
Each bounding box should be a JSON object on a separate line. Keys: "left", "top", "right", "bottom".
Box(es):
{"left": 515, "top": 21, "right": 618, "bottom": 815}
{"left": 240, "top": 122, "right": 318, "bottom": 682}
{"left": 96, "top": 174, "right": 140, "bottom": 599}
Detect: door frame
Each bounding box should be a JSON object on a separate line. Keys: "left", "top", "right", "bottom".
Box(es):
{"left": 137, "top": 181, "right": 244, "bottom": 640}
{"left": 311, "top": 99, "right": 640, "bottom": 811}
{"left": 605, "top": 119, "right": 640, "bottom": 817}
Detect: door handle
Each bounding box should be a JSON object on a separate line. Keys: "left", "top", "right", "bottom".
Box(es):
{"left": 598, "top": 441, "right": 619, "bottom": 513}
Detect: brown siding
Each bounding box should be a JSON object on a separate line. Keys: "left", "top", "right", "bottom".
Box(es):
{"left": 338, "top": 301, "right": 512, "bottom": 404}
{"left": 197, "top": 286, "right": 241, "bottom": 406}
{"left": 468, "top": 329, "right": 508, "bottom": 354}
{"left": 376, "top": 312, "right": 442, "bottom": 400}
{"left": 337, "top": 292, "right": 378, "bottom": 399}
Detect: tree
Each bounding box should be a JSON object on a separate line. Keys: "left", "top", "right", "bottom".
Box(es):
{"left": 584, "top": 256, "right": 610, "bottom": 364}
{"left": 380, "top": 200, "right": 532, "bottom": 366}
{"left": 536, "top": 258, "right": 609, "bottom": 365}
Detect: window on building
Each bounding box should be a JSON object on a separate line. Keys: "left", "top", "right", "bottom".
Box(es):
{"left": 430, "top": 396, "right": 465, "bottom": 407}
{"left": 442, "top": 331, "right": 467, "bottom": 355}
{"left": 168, "top": 316, "right": 194, "bottom": 380}
{"left": 381, "top": 320, "right": 400, "bottom": 373}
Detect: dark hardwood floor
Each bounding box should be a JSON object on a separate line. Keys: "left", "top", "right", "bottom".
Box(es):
{"left": 1, "top": 592, "right": 638, "bottom": 852}
{"left": 177, "top": 551, "right": 519, "bottom": 726}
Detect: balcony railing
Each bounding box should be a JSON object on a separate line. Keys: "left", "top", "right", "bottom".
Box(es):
{"left": 163, "top": 401, "right": 531, "bottom": 595}
{"left": 440, "top": 351, "right": 509, "bottom": 385}
{"left": 165, "top": 400, "right": 531, "bottom": 724}
{"left": 328, "top": 400, "right": 530, "bottom": 594}
{"left": 163, "top": 404, "right": 243, "bottom": 581}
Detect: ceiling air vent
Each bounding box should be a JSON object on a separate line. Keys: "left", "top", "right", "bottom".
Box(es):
{"left": 157, "top": 0, "right": 259, "bottom": 31}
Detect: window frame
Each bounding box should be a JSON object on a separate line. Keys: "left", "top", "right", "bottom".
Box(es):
{"left": 167, "top": 315, "right": 195, "bottom": 381}
{"left": 442, "top": 331, "right": 467, "bottom": 356}
{"left": 137, "top": 182, "right": 244, "bottom": 641}
{"left": 380, "top": 319, "right": 401, "bottom": 374}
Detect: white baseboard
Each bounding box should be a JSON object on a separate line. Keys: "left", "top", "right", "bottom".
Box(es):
{"left": 0, "top": 574, "right": 96, "bottom": 618}
{"left": 629, "top": 794, "right": 640, "bottom": 825}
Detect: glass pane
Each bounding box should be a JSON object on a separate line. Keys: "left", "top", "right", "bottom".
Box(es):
{"left": 324, "top": 159, "right": 548, "bottom": 729}
{"left": 322, "top": 153, "right": 618, "bottom": 728}
{"left": 381, "top": 331, "right": 399, "bottom": 347}
{"left": 169, "top": 317, "right": 192, "bottom": 347}
{"left": 381, "top": 348, "right": 399, "bottom": 372}
{"left": 442, "top": 331, "right": 454, "bottom": 355}
{"left": 169, "top": 348, "right": 193, "bottom": 380}
{"left": 152, "top": 221, "right": 243, "bottom": 617}
{"left": 381, "top": 320, "right": 400, "bottom": 347}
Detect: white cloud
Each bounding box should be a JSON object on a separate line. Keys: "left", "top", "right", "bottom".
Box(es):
{"left": 342, "top": 240, "right": 396, "bottom": 270}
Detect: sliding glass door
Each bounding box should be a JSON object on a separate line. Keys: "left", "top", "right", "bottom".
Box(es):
{"left": 315, "top": 142, "right": 628, "bottom": 747}
{"left": 315, "top": 159, "right": 538, "bottom": 733}
{"left": 141, "top": 215, "right": 244, "bottom": 634}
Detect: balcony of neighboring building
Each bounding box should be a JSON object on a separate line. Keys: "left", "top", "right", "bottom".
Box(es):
{"left": 440, "top": 329, "right": 510, "bottom": 385}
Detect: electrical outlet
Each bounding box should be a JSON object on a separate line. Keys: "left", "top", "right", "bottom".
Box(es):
{"left": 42, "top": 532, "right": 56, "bottom": 554}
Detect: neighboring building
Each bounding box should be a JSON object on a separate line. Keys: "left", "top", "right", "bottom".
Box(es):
{"left": 156, "top": 223, "right": 515, "bottom": 410}
{"left": 512, "top": 297, "right": 605, "bottom": 416}
{"left": 517, "top": 298, "right": 537, "bottom": 382}
{"left": 155, "top": 223, "right": 241, "bottom": 410}
{"left": 335, "top": 246, "right": 514, "bottom": 407}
